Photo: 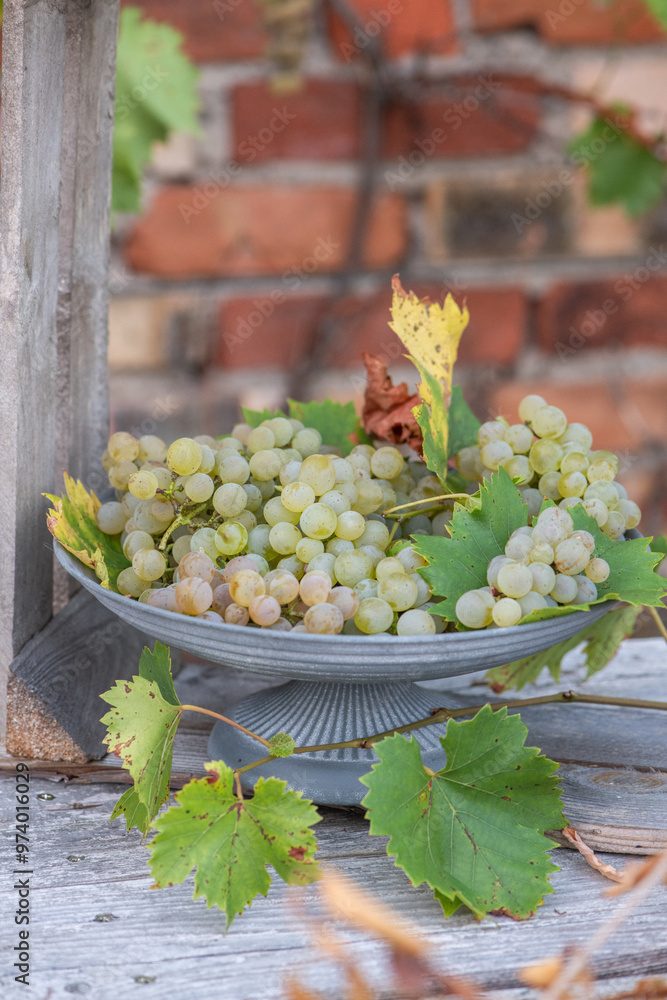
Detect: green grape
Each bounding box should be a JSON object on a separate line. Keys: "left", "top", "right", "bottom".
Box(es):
{"left": 574, "top": 575, "right": 598, "bottom": 603}
{"left": 334, "top": 550, "right": 374, "bottom": 587}
{"left": 590, "top": 450, "right": 620, "bottom": 474}
{"left": 182, "top": 473, "right": 213, "bottom": 503}
{"left": 216, "top": 436, "right": 244, "bottom": 453}
{"left": 282, "top": 481, "right": 316, "bottom": 513}
{"left": 354, "top": 597, "right": 394, "bottom": 634}
{"left": 299, "top": 502, "right": 338, "bottom": 540}
{"left": 228, "top": 510, "right": 257, "bottom": 532}
{"left": 455, "top": 589, "right": 495, "bottom": 628}
{"left": 582, "top": 498, "right": 608, "bottom": 527}
{"left": 376, "top": 556, "right": 406, "bottom": 580}
{"left": 587, "top": 460, "right": 616, "bottom": 483}
{"left": 480, "top": 440, "right": 513, "bottom": 471}
{"left": 167, "top": 438, "right": 202, "bottom": 476}
{"left": 264, "top": 417, "right": 294, "bottom": 447}
{"left": 279, "top": 460, "right": 303, "bottom": 486}
{"left": 213, "top": 483, "right": 247, "bottom": 518}
{"left": 335, "top": 510, "right": 366, "bottom": 541}
{"left": 550, "top": 573, "right": 578, "bottom": 603}
{"left": 266, "top": 571, "right": 300, "bottom": 605}
{"left": 196, "top": 445, "right": 216, "bottom": 475}
{"left": 179, "top": 550, "right": 215, "bottom": 583}
{"left": 292, "top": 428, "right": 322, "bottom": 457}
{"left": 584, "top": 481, "right": 619, "bottom": 509}
{"left": 247, "top": 553, "right": 270, "bottom": 575}
{"left": 109, "top": 460, "right": 138, "bottom": 490}
{"left": 128, "top": 470, "right": 159, "bottom": 500}
{"left": 117, "top": 567, "right": 148, "bottom": 598}
{"left": 357, "top": 520, "right": 391, "bottom": 551}
{"left": 174, "top": 577, "right": 213, "bottom": 615}
{"left": 336, "top": 481, "right": 359, "bottom": 506}
{"left": 478, "top": 420, "right": 507, "bottom": 446}
{"left": 357, "top": 544, "right": 385, "bottom": 569}
{"left": 217, "top": 453, "right": 251, "bottom": 485}
{"left": 492, "top": 597, "right": 522, "bottom": 627}
{"left": 269, "top": 522, "right": 302, "bottom": 555}
{"left": 295, "top": 536, "right": 324, "bottom": 563}
{"left": 172, "top": 534, "right": 193, "bottom": 564}
{"left": 560, "top": 451, "right": 589, "bottom": 475}
{"left": 96, "top": 501, "right": 128, "bottom": 535}
{"left": 249, "top": 449, "right": 282, "bottom": 482}
{"left": 241, "top": 483, "right": 263, "bottom": 512}
{"left": 298, "top": 455, "right": 336, "bottom": 496}
{"left": 351, "top": 479, "right": 384, "bottom": 515}
{"left": 503, "top": 424, "right": 533, "bottom": 454}
{"left": 190, "top": 527, "right": 219, "bottom": 561}
{"left": 497, "top": 561, "right": 533, "bottom": 598}
{"left": 354, "top": 578, "right": 378, "bottom": 601}
{"left": 150, "top": 498, "right": 176, "bottom": 524}
{"left": 276, "top": 555, "right": 305, "bottom": 579}
{"left": 377, "top": 572, "right": 419, "bottom": 611}
{"left": 224, "top": 603, "right": 250, "bottom": 626}
{"left": 327, "top": 586, "right": 360, "bottom": 620}
{"left": 529, "top": 439, "right": 563, "bottom": 475}
{"left": 529, "top": 562, "right": 556, "bottom": 596}
{"left": 133, "top": 506, "right": 164, "bottom": 535}
{"left": 529, "top": 542, "right": 555, "bottom": 565}
{"left": 308, "top": 553, "right": 337, "bottom": 581}
{"left": 558, "top": 422, "right": 593, "bottom": 451}
{"left": 538, "top": 471, "right": 561, "bottom": 502}
{"left": 518, "top": 592, "right": 547, "bottom": 615}
{"left": 601, "top": 510, "right": 626, "bottom": 540}
{"left": 247, "top": 426, "right": 276, "bottom": 454}
{"left": 231, "top": 423, "right": 253, "bottom": 445}
{"left": 123, "top": 530, "right": 155, "bottom": 561}
{"left": 229, "top": 570, "right": 265, "bottom": 606}
{"left": 327, "top": 537, "right": 355, "bottom": 557}
{"left": 146, "top": 586, "right": 180, "bottom": 612}
{"left": 616, "top": 499, "right": 641, "bottom": 529}
{"left": 558, "top": 471, "right": 587, "bottom": 498}
{"left": 520, "top": 488, "right": 544, "bottom": 518}
{"left": 299, "top": 571, "right": 332, "bottom": 606}
{"left": 502, "top": 455, "right": 532, "bottom": 485}
{"left": 303, "top": 603, "right": 344, "bottom": 634}
{"left": 132, "top": 548, "right": 167, "bottom": 582}
{"left": 396, "top": 545, "right": 427, "bottom": 573}
{"left": 396, "top": 608, "right": 436, "bottom": 635}
{"left": 456, "top": 445, "right": 484, "bottom": 481}
{"left": 108, "top": 431, "right": 139, "bottom": 463}
{"left": 138, "top": 434, "right": 167, "bottom": 463}
{"left": 585, "top": 557, "right": 610, "bottom": 583}
{"left": 531, "top": 405, "right": 567, "bottom": 439}
{"left": 332, "top": 458, "right": 355, "bottom": 482}
{"left": 370, "top": 446, "right": 404, "bottom": 480}
{"left": 248, "top": 524, "right": 272, "bottom": 557}
{"left": 264, "top": 497, "right": 300, "bottom": 526}
{"left": 215, "top": 521, "right": 248, "bottom": 556}
{"left": 505, "top": 533, "right": 533, "bottom": 561}
{"left": 518, "top": 394, "right": 547, "bottom": 423}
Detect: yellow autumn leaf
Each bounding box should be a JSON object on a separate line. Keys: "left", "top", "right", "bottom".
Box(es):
{"left": 387, "top": 275, "right": 469, "bottom": 480}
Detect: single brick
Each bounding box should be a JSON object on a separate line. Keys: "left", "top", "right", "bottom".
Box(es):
{"left": 537, "top": 272, "right": 667, "bottom": 355}
{"left": 124, "top": 186, "right": 407, "bottom": 278}
{"left": 327, "top": 0, "right": 458, "bottom": 61}
{"left": 216, "top": 295, "right": 326, "bottom": 368}
{"left": 232, "top": 80, "right": 363, "bottom": 162}
{"left": 471, "top": 0, "right": 663, "bottom": 44}
{"left": 122, "top": 0, "right": 268, "bottom": 62}
{"left": 382, "top": 76, "right": 540, "bottom": 164}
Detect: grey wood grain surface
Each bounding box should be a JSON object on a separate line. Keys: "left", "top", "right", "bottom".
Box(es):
{"left": 0, "top": 637, "right": 665, "bottom": 998}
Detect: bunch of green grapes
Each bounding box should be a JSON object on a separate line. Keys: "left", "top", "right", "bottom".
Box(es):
{"left": 456, "top": 505, "right": 610, "bottom": 629}
{"left": 456, "top": 394, "right": 641, "bottom": 539}
{"left": 95, "top": 419, "right": 447, "bottom": 636}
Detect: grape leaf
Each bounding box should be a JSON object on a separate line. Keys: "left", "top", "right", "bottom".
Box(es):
{"left": 447, "top": 385, "right": 481, "bottom": 460}
{"left": 360, "top": 707, "right": 565, "bottom": 919}
{"left": 651, "top": 534, "right": 667, "bottom": 555}
{"left": 100, "top": 643, "right": 181, "bottom": 834}
{"left": 241, "top": 406, "right": 286, "bottom": 427}
{"left": 485, "top": 603, "right": 641, "bottom": 693}
{"left": 414, "top": 469, "right": 530, "bottom": 621}
{"left": 569, "top": 114, "right": 666, "bottom": 216}
{"left": 643, "top": 0, "right": 667, "bottom": 28}
{"left": 44, "top": 473, "right": 130, "bottom": 591}
{"left": 149, "top": 760, "right": 321, "bottom": 926}
{"left": 288, "top": 399, "right": 369, "bottom": 454}
{"left": 113, "top": 7, "right": 200, "bottom": 213}
{"left": 388, "top": 276, "right": 469, "bottom": 480}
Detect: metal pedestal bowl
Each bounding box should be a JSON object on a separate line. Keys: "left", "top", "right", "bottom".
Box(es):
{"left": 55, "top": 540, "right": 615, "bottom": 805}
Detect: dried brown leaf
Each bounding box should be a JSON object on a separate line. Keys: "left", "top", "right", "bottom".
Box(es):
{"left": 562, "top": 827, "right": 624, "bottom": 883}
{"left": 519, "top": 957, "right": 565, "bottom": 989}
{"left": 360, "top": 353, "right": 423, "bottom": 453}
{"left": 606, "top": 853, "right": 667, "bottom": 897}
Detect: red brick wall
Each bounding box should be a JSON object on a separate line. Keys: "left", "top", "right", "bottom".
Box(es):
{"left": 110, "top": 0, "right": 667, "bottom": 532}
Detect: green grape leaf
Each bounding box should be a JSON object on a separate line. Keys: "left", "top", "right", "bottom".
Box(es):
{"left": 112, "top": 7, "right": 200, "bottom": 212}
{"left": 101, "top": 644, "right": 181, "bottom": 834}
{"left": 447, "top": 384, "right": 481, "bottom": 460}
{"left": 360, "top": 707, "right": 565, "bottom": 919}
{"left": 241, "top": 406, "right": 286, "bottom": 427}
{"left": 149, "top": 760, "right": 321, "bottom": 926}
{"left": 413, "top": 364, "right": 451, "bottom": 482}
{"left": 288, "top": 399, "right": 369, "bottom": 454}
{"left": 110, "top": 786, "right": 150, "bottom": 835}
{"left": 44, "top": 473, "right": 130, "bottom": 592}
{"left": 642, "top": 0, "right": 667, "bottom": 30}
{"left": 569, "top": 115, "right": 666, "bottom": 216}
{"left": 650, "top": 534, "right": 667, "bottom": 555}
{"left": 414, "top": 469, "right": 530, "bottom": 621}
{"left": 485, "top": 603, "right": 641, "bottom": 692}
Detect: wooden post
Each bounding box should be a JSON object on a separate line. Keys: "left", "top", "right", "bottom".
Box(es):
{"left": 0, "top": 0, "right": 152, "bottom": 762}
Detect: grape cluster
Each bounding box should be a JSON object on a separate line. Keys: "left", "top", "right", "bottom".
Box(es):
{"left": 456, "top": 506, "right": 610, "bottom": 629}
{"left": 96, "top": 420, "right": 445, "bottom": 636}
{"left": 456, "top": 394, "right": 641, "bottom": 539}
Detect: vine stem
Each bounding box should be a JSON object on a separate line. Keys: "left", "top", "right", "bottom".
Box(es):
{"left": 384, "top": 493, "right": 471, "bottom": 516}
{"left": 179, "top": 705, "right": 271, "bottom": 748}
{"left": 229, "top": 691, "right": 667, "bottom": 780}
{"left": 157, "top": 501, "right": 210, "bottom": 551}
{"left": 647, "top": 605, "right": 667, "bottom": 644}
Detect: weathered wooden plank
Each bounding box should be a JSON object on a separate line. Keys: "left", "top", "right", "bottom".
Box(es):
{"left": 0, "top": 777, "right": 665, "bottom": 999}
{"left": 0, "top": 0, "right": 68, "bottom": 743}
{"left": 6, "top": 589, "right": 167, "bottom": 762}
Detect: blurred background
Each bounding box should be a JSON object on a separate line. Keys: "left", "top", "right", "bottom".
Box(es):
{"left": 108, "top": 0, "right": 667, "bottom": 536}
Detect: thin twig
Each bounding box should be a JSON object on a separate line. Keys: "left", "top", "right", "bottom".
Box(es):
{"left": 179, "top": 705, "right": 271, "bottom": 748}
{"left": 647, "top": 605, "right": 667, "bottom": 644}
{"left": 384, "top": 493, "right": 470, "bottom": 515}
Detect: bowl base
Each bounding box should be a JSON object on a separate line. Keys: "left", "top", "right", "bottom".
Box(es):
{"left": 207, "top": 679, "right": 453, "bottom": 806}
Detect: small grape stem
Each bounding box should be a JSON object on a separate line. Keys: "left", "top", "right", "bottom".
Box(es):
{"left": 234, "top": 771, "right": 245, "bottom": 801}
{"left": 178, "top": 705, "right": 271, "bottom": 748}
{"left": 158, "top": 501, "right": 210, "bottom": 550}
{"left": 384, "top": 493, "right": 471, "bottom": 516}
{"left": 647, "top": 605, "right": 667, "bottom": 644}
{"left": 235, "top": 755, "right": 274, "bottom": 776}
